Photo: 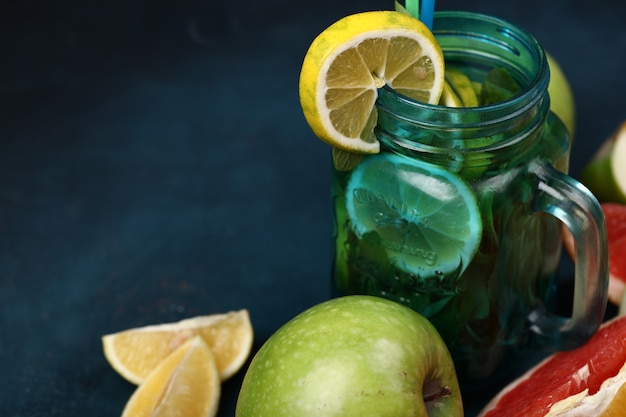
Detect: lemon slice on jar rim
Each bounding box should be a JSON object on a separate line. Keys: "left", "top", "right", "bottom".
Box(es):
{"left": 299, "top": 11, "right": 445, "bottom": 154}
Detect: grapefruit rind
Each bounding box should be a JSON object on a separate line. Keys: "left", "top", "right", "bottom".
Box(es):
{"left": 620, "top": 289, "right": 626, "bottom": 316}
{"left": 544, "top": 362, "right": 626, "bottom": 417}
{"left": 609, "top": 272, "right": 625, "bottom": 307}
{"left": 478, "top": 315, "right": 626, "bottom": 417}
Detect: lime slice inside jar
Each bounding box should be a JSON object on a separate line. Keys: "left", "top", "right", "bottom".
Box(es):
{"left": 345, "top": 153, "right": 482, "bottom": 277}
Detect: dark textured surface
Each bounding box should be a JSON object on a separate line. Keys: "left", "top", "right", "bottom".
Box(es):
{"left": 1, "top": 0, "right": 625, "bottom": 415}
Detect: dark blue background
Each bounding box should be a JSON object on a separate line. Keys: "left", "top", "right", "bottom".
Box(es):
{"left": 2, "top": 0, "right": 625, "bottom": 415}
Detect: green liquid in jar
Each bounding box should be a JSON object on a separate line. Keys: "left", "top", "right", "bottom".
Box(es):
{"left": 331, "top": 60, "right": 571, "bottom": 386}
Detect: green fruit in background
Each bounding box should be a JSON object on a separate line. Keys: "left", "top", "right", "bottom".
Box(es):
{"left": 235, "top": 295, "right": 463, "bottom": 417}
{"left": 546, "top": 52, "right": 576, "bottom": 141}
{"left": 580, "top": 121, "right": 626, "bottom": 204}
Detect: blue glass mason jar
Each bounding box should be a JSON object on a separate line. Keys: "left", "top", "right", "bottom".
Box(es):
{"left": 330, "top": 11, "right": 608, "bottom": 388}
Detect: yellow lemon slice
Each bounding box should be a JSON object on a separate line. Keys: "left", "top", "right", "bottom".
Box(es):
{"left": 299, "top": 11, "right": 445, "bottom": 154}
{"left": 445, "top": 68, "right": 479, "bottom": 107}
{"left": 439, "top": 81, "right": 463, "bottom": 107}
{"left": 102, "top": 310, "right": 252, "bottom": 384}
{"left": 121, "top": 336, "right": 220, "bottom": 417}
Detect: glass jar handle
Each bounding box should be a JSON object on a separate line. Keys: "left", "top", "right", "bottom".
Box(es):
{"left": 527, "top": 161, "right": 608, "bottom": 349}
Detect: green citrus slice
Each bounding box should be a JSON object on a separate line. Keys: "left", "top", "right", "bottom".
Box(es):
{"left": 345, "top": 153, "right": 482, "bottom": 276}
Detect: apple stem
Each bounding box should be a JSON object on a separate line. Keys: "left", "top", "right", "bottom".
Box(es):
{"left": 423, "top": 385, "right": 452, "bottom": 403}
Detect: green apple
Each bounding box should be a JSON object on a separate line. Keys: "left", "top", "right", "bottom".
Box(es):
{"left": 546, "top": 52, "right": 576, "bottom": 141}
{"left": 235, "top": 295, "right": 463, "bottom": 417}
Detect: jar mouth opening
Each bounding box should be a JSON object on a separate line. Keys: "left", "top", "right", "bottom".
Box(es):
{"left": 380, "top": 81, "right": 546, "bottom": 124}
{"left": 378, "top": 10, "right": 548, "bottom": 125}
{"left": 375, "top": 11, "right": 550, "bottom": 152}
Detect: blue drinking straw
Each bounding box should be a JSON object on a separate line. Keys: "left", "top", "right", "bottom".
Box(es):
{"left": 394, "top": 0, "right": 435, "bottom": 30}
{"left": 419, "top": 0, "right": 435, "bottom": 30}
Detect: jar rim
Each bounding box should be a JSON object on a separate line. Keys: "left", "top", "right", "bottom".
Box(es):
{"left": 378, "top": 10, "right": 549, "bottom": 124}
{"left": 374, "top": 10, "right": 553, "bottom": 158}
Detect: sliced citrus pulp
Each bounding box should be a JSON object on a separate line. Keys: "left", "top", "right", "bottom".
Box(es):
{"left": 299, "top": 11, "right": 445, "bottom": 154}
{"left": 103, "top": 310, "right": 252, "bottom": 384}
{"left": 478, "top": 314, "right": 626, "bottom": 417}
{"left": 345, "top": 153, "right": 482, "bottom": 276}
{"left": 563, "top": 203, "right": 626, "bottom": 305}
{"left": 121, "top": 336, "right": 220, "bottom": 417}
{"left": 604, "top": 203, "right": 626, "bottom": 305}
{"left": 543, "top": 362, "right": 626, "bottom": 416}
{"left": 444, "top": 68, "right": 479, "bottom": 107}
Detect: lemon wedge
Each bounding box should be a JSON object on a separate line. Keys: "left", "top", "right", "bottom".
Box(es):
{"left": 102, "top": 310, "right": 252, "bottom": 384}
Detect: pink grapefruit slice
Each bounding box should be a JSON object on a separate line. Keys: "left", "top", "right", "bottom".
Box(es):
{"left": 603, "top": 203, "right": 626, "bottom": 305}
{"left": 563, "top": 202, "right": 626, "bottom": 305}
{"left": 478, "top": 314, "right": 626, "bottom": 417}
